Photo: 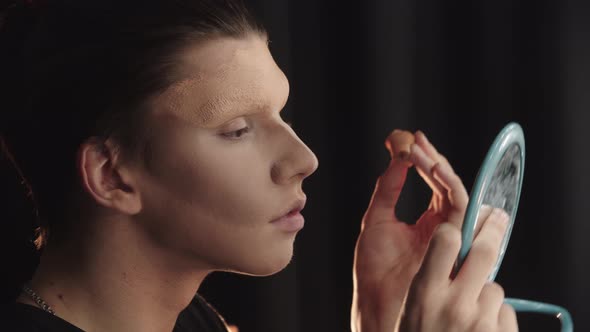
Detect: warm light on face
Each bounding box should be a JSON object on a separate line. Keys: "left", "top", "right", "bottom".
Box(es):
{"left": 135, "top": 35, "right": 317, "bottom": 277}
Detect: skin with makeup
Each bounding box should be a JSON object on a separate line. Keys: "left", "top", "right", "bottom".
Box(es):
{"left": 1, "top": 2, "right": 517, "bottom": 332}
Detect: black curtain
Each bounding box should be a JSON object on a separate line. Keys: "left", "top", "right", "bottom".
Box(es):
{"left": 201, "top": 0, "right": 590, "bottom": 331}
{"left": 3, "top": 0, "right": 589, "bottom": 331}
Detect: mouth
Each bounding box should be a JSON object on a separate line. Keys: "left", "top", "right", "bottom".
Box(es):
{"left": 286, "top": 198, "right": 306, "bottom": 216}
{"left": 270, "top": 196, "right": 307, "bottom": 232}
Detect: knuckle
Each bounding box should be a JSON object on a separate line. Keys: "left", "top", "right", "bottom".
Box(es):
{"left": 446, "top": 171, "right": 462, "bottom": 186}
{"left": 500, "top": 303, "right": 517, "bottom": 318}
{"left": 430, "top": 162, "right": 441, "bottom": 174}
{"left": 433, "top": 223, "right": 461, "bottom": 249}
{"left": 472, "top": 241, "right": 498, "bottom": 262}
{"left": 486, "top": 282, "right": 505, "bottom": 298}
{"left": 450, "top": 188, "right": 468, "bottom": 207}
{"left": 444, "top": 301, "right": 472, "bottom": 328}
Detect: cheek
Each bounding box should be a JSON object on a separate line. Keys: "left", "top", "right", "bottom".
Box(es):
{"left": 164, "top": 142, "right": 273, "bottom": 223}
{"left": 141, "top": 133, "right": 279, "bottom": 246}
{"left": 137, "top": 129, "right": 296, "bottom": 274}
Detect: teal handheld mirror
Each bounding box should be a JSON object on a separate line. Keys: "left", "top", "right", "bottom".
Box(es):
{"left": 455, "top": 122, "right": 573, "bottom": 332}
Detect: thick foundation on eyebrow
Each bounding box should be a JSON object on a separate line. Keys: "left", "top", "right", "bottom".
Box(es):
{"left": 156, "top": 70, "right": 269, "bottom": 127}
{"left": 153, "top": 38, "right": 286, "bottom": 127}
{"left": 161, "top": 76, "right": 203, "bottom": 112}
{"left": 158, "top": 81, "right": 264, "bottom": 127}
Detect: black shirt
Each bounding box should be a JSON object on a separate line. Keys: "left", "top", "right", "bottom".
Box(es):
{"left": 3, "top": 294, "right": 229, "bottom": 332}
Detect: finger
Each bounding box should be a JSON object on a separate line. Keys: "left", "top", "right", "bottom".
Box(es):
{"left": 409, "top": 143, "right": 446, "bottom": 198}
{"left": 414, "top": 222, "right": 462, "bottom": 287}
{"left": 474, "top": 204, "right": 494, "bottom": 238}
{"left": 498, "top": 303, "right": 519, "bottom": 331}
{"left": 366, "top": 162, "right": 410, "bottom": 225}
{"left": 472, "top": 283, "right": 505, "bottom": 332}
{"left": 415, "top": 131, "right": 469, "bottom": 219}
{"left": 364, "top": 131, "right": 414, "bottom": 226}
{"left": 415, "top": 131, "right": 451, "bottom": 171}
{"left": 431, "top": 161, "right": 469, "bottom": 228}
{"left": 386, "top": 129, "right": 415, "bottom": 162}
{"left": 478, "top": 282, "right": 505, "bottom": 317}
{"left": 452, "top": 208, "right": 509, "bottom": 298}
{"left": 454, "top": 205, "right": 494, "bottom": 261}
{"left": 416, "top": 130, "right": 463, "bottom": 206}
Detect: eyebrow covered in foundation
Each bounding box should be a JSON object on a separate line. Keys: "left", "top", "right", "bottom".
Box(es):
{"left": 196, "top": 89, "right": 272, "bottom": 126}
{"left": 156, "top": 75, "right": 286, "bottom": 128}
{"left": 152, "top": 38, "right": 290, "bottom": 128}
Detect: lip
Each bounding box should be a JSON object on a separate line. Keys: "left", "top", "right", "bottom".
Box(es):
{"left": 270, "top": 197, "right": 307, "bottom": 232}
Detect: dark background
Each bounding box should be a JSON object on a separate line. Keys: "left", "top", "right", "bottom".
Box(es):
{"left": 3, "top": 0, "right": 590, "bottom": 331}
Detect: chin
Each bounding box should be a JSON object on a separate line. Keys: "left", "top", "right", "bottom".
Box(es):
{"left": 229, "top": 246, "right": 295, "bottom": 277}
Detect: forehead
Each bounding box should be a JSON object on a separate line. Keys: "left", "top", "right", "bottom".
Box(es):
{"left": 151, "top": 35, "right": 289, "bottom": 127}
{"left": 179, "top": 35, "right": 271, "bottom": 77}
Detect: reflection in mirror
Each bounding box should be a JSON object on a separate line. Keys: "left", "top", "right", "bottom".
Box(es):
{"left": 478, "top": 143, "right": 521, "bottom": 280}
{"left": 482, "top": 143, "right": 521, "bottom": 215}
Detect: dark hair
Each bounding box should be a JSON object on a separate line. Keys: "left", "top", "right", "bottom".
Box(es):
{"left": 0, "top": 0, "right": 266, "bottom": 250}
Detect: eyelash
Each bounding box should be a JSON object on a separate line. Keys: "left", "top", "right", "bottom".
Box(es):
{"left": 220, "top": 118, "right": 291, "bottom": 140}
{"left": 221, "top": 126, "right": 251, "bottom": 139}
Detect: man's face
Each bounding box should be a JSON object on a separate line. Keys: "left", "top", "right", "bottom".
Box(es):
{"left": 134, "top": 35, "right": 318, "bottom": 276}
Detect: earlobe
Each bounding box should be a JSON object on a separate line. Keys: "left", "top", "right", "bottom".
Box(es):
{"left": 77, "top": 138, "right": 142, "bottom": 215}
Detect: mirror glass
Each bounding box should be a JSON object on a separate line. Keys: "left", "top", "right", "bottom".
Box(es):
{"left": 478, "top": 143, "right": 522, "bottom": 280}
{"left": 482, "top": 143, "right": 521, "bottom": 216}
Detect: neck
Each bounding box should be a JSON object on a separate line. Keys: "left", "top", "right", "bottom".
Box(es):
{"left": 21, "top": 217, "right": 213, "bottom": 332}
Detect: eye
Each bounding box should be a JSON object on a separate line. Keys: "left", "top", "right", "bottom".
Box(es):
{"left": 221, "top": 126, "right": 251, "bottom": 139}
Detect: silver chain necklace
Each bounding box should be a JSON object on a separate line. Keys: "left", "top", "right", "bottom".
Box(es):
{"left": 22, "top": 284, "right": 55, "bottom": 315}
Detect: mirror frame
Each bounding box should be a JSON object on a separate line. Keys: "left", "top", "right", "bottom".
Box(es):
{"left": 456, "top": 122, "right": 525, "bottom": 281}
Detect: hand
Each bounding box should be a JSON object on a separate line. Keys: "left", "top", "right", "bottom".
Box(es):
{"left": 399, "top": 210, "right": 518, "bottom": 332}
{"left": 352, "top": 130, "right": 471, "bottom": 332}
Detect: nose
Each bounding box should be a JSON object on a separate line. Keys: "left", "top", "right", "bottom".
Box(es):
{"left": 270, "top": 126, "right": 319, "bottom": 185}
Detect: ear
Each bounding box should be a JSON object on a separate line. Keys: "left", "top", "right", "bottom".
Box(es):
{"left": 77, "top": 138, "right": 142, "bottom": 215}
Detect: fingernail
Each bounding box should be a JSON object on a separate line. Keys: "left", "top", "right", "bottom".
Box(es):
{"left": 417, "top": 130, "right": 428, "bottom": 142}
{"left": 500, "top": 210, "right": 510, "bottom": 224}
{"left": 493, "top": 208, "right": 510, "bottom": 225}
